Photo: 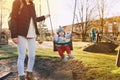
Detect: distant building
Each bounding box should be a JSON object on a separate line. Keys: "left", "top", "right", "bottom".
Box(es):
{"left": 62, "top": 16, "right": 120, "bottom": 39}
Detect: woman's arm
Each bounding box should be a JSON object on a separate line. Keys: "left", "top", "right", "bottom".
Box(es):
{"left": 36, "top": 14, "right": 50, "bottom": 22}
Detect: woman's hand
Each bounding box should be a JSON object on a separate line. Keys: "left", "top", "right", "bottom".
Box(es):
{"left": 12, "top": 38, "right": 18, "bottom": 44}
{"left": 45, "top": 14, "right": 50, "bottom": 18}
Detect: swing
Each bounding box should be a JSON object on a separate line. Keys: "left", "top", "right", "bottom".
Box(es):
{"left": 53, "top": 39, "right": 73, "bottom": 51}
{"left": 47, "top": 0, "right": 77, "bottom": 51}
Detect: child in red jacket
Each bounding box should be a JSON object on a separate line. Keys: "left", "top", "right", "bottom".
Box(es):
{"left": 54, "top": 27, "right": 74, "bottom": 62}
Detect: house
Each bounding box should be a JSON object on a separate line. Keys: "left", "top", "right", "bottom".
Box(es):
{"left": 62, "top": 16, "right": 120, "bottom": 39}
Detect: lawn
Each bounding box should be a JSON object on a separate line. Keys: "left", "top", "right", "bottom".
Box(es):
{"left": 0, "top": 45, "right": 120, "bottom": 80}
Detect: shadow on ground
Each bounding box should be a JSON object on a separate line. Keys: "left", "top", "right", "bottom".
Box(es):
{"left": 33, "top": 56, "right": 88, "bottom": 80}
{"left": 1, "top": 56, "right": 88, "bottom": 80}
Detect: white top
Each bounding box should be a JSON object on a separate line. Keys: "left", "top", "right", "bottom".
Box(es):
{"left": 27, "top": 18, "right": 36, "bottom": 38}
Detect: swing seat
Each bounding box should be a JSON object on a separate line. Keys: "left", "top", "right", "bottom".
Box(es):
{"left": 47, "top": 0, "right": 77, "bottom": 52}
{"left": 53, "top": 40, "right": 73, "bottom": 51}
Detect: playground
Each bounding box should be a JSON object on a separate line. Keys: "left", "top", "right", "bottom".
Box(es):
{"left": 0, "top": 41, "right": 120, "bottom": 80}
{"left": 1, "top": 0, "right": 120, "bottom": 80}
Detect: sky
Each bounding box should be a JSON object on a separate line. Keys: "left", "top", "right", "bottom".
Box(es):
{"left": 34, "top": 0, "right": 120, "bottom": 30}
{"left": 1, "top": 0, "right": 120, "bottom": 30}
{"left": 34, "top": 0, "right": 75, "bottom": 30}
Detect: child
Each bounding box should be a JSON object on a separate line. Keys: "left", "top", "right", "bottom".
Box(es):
{"left": 54, "top": 26, "right": 74, "bottom": 62}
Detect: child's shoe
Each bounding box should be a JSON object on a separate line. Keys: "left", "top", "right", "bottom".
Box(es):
{"left": 62, "top": 56, "right": 68, "bottom": 62}
{"left": 68, "top": 53, "right": 74, "bottom": 58}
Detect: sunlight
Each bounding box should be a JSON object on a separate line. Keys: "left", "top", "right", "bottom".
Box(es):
{"left": 1, "top": 0, "right": 120, "bottom": 29}
{"left": 111, "top": 68, "right": 120, "bottom": 74}
{"left": 1, "top": 0, "right": 48, "bottom": 28}
{"left": 1, "top": 0, "right": 74, "bottom": 29}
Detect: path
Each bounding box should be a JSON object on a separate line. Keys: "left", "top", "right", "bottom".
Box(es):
{"left": 8, "top": 39, "right": 90, "bottom": 48}
{"left": 36, "top": 41, "right": 90, "bottom": 49}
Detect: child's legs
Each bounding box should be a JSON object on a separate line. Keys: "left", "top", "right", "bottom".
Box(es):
{"left": 57, "top": 46, "right": 65, "bottom": 59}
{"left": 64, "top": 45, "right": 71, "bottom": 54}
{"left": 17, "top": 36, "right": 27, "bottom": 76}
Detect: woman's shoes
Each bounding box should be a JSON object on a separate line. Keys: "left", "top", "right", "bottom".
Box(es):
{"left": 26, "top": 72, "right": 35, "bottom": 80}
{"left": 18, "top": 75, "right": 25, "bottom": 80}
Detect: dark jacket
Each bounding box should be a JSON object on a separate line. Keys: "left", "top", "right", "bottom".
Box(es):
{"left": 11, "top": 0, "right": 45, "bottom": 38}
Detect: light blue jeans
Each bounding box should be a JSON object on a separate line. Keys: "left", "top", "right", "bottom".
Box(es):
{"left": 17, "top": 36, "right": 36, "bottom": 76}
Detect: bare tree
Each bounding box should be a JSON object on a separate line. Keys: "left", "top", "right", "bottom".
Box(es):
{"left": 97, "top": 0, "right": 109, "bottom": 34}
{"left": 97, "top": 0, "right": 105, "bottom": 33}
{"left": 76, "top": 0, "right": 97, "bottom": 41}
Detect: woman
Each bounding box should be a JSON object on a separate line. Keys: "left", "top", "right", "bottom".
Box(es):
{"left": 10, "top": 0, "right": 50, "bottom": 80}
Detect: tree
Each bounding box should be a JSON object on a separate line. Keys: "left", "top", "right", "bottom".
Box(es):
{"left": 76, "top": 0, "right": 97, "bottom": 41}
{"left": 97, "top": 0, "right": 105, "bottom": 33}
{"left": 97, "top": 0, "right": 111, "bottom": 34}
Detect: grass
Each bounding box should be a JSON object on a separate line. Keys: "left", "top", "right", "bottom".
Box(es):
{"left": 0, "top": 45, "right": 18, "bottom": 59}
{"left": 73, "top": 47, "right": 120, "bottom": 80}
{"left": 36, "top": 47, "right": 120, "bottom": 80}
{"left": 0, "top": 45, "right": 120, "bottom": 80}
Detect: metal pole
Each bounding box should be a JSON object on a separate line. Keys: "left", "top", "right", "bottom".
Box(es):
{"left": 71, "top": 0, "right": 77, "bottom": 33}
{"left": 47, "top": 0, "right": 54, "bottom": 36}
